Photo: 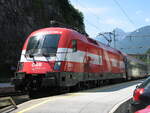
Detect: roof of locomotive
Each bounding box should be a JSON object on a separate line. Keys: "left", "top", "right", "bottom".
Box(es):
{"left": 96, "top": 41, "right": 123, "bottom": 55}
{"left": 27, "top": 27, "right": 124, "bottom": 55}
{"left": 28, "top": 27, "right": 77, "bottom": 36}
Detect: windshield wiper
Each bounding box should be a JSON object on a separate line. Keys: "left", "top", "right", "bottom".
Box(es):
{"left": 25, "top": 49, "right": 37, "bottom": 64}
{"left": 25, "top": 49, "right": 35, "bottom": 57}
{"left": 26, "top": 37, "right": 41, "bottom": 56}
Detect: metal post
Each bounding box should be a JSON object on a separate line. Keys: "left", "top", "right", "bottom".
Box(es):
{"left": 147, "top": 54, "right": 150, "bottom": 74}
{"left": 113, "top": 30, "right": 116, "bottom": 48}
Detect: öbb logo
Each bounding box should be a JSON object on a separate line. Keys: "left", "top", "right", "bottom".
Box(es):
{"left": 32, "top": 62, "right": 42, "bottom": 67}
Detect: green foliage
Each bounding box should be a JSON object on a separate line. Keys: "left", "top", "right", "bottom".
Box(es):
{"left": 146, "top": 48, "right": 150, "bottom": 54}
{"left": 146, "top": 49, "right": 150, "bottom": 64}
{"left": 31, "top": 0, "right": 86, "bottom": 34}
{"left": 47, "top": 0, "right": 86, "bottom": 34}
{"left": 134, "top": 54, "right": 150, "bottom": 64}
{"left": 32, "top": 0, "right": 43, "bottom": 9}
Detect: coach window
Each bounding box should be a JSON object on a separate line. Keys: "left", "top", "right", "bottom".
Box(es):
{"left": 72, "top": 40, "right": 77, "bottom": 52}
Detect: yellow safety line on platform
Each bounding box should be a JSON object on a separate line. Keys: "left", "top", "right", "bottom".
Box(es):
{"left": 17, "top": 80, "right": 143, "bottom": 113}
{"left": 17, "top": 93, "right": 80, "bottom": 113}
{"left": 17, "top": 98, "right": 55, "bottom": 113}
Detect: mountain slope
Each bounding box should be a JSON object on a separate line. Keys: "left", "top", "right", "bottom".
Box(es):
{"left": 117, "top": 26, "right": 150, "bottom": 54}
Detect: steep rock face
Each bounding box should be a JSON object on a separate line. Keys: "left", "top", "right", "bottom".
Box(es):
{"left": 0, "top": 0, "right": 85, "bottom": 69}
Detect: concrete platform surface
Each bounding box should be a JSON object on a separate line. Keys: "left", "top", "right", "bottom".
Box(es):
{"left": 10, "top": 80, "right": 144, "bottom": 113}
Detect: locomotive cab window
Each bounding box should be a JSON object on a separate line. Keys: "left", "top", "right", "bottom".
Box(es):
{"left": 72, "top": 40, "right": 77, "bottom": 52}
{"left": 42, "top": 34, "right": 60, "bottom": 54}
{"left": 26, "top": 34, "right": 60, "bottom": 56}
{"left": 26, "top": 35, "right": 43, "bottom": 54}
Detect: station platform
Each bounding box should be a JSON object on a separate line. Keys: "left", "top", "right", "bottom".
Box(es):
{"left": 0, "top": 83, "right": 13, "bottom": 88}
{"left": 0, "top": 83, "right": 14, "bottom": 93}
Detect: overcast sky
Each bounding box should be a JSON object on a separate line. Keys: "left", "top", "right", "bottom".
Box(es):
{"left": 70, "top": 0, "right": 150, "bottom": 37}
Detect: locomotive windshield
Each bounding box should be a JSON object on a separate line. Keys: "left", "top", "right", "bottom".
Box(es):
{"left": 26, "top": 34, "right": 60, "bottom": 56}
{"left": 42, "top": 34, "right": 60, "bottom": 54}
{"left": 26, "top": 35, "right": 42, "bottom": 52}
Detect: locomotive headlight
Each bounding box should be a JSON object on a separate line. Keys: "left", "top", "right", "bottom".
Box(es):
{"left": 54, "top": 61, "right": 61, "bottom": 70}
{"left": 18, "top": 62, "right": 24, "bottom": 71}
{"left": 15, "top": 72, "right": 25, "bottom": 79}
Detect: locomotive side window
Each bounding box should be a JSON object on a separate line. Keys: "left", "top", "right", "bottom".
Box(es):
{"left": 72, "top": 40, "right": 77, "bottom": 52}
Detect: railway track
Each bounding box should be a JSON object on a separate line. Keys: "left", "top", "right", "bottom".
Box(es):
{"left": 0, "top": 90, "right": 29, "bottom": 107}
{"left": 0, "top": 91, "right": 26, "bottom": 98}
{"left": 0, "top": 91, "right": 28, "bottom": 112}
{"left": 0, "top": 78, "right": 142, "bottom": 113}
{"left": 0, "top": 78, "right": 138, "bottom": 106}
{"left": 0, "top": 79, "right": 126, "bottom": 99}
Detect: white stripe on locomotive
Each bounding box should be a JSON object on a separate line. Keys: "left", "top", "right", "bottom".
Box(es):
{"left": 20, "top": 48, "right": 104, "bottom": 65}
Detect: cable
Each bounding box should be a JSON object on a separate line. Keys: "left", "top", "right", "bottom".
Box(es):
{"left": 76, "top": 0, "right": 78, "bottom": 7}
{"left": 113, "top": 0, "right": 136, "bottom": 28}
{"left": 120, "top": 46, "right": 150, "bottom": 50}
{"left": 78, "top": 1, "right": 104, "bottom": 22}
{"left": 85, "top": 19, "right": 102, "bottom": 31}
{"left": 126, "top": 35, "right": 150, "bottom": 38}
{"left": 76, "top": 1, "right": 104, "bottom": 32}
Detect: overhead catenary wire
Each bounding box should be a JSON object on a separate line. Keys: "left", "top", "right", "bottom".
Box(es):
{"left": 77, "top": 1, "right": 104, "bottom": 23}
{"left": 84, "top": 19, "right": 102, "bottom": 31}
{"left": 74, "top": 0, "right": 136, "bottom": 39}
{"left": 112, "top": 0, "right": 136, "bottom": 28}
{"left": 126, "top": 35, "right": 150, "bottom": 37}
{"left": 73, "top": 0, "right": 148, "bottom": 51}
{"left": 75, "top": 1, "right": 104, "bottom": 32}
{"left": 120, "top": 46, "right": 150, "bottom": 50}
{"left": 100, "top": 32, "right": 150, "bottom": 50}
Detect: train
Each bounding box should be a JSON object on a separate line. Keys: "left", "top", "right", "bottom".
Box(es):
{"left": 13, "top": 27, "right": 147, "bottom": 94}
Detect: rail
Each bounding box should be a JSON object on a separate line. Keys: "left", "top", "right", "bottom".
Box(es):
{"left": 0, "top": 97, "right": 17, "bottom": 112}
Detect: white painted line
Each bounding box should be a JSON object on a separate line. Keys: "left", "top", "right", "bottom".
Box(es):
{"left": 108, "top": 96, "right": 131, "bottom": 113}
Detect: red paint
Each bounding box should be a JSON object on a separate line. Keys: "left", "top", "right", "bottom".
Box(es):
{"left": 19, "top": 27, "right": 125, "bottom": 75}
{"left": 135, "top": 105, "right": 150, "bottom": 113}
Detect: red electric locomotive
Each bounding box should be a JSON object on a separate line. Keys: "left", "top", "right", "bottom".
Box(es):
{"left": 13, "top": 27, "right": 146, "bottom": 93}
